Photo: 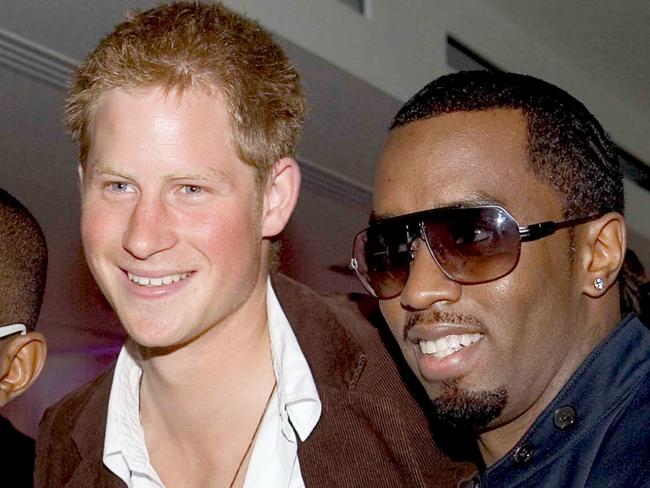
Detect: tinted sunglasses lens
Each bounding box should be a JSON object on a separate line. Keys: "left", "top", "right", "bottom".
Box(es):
{"left": 353, "top": 222, "right": 411, "bottom": 299}
{"left": 421, "top": 207, "right": 521, "bottom": 283}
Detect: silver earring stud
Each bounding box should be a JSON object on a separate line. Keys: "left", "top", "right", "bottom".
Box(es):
{"left": 594, "top": 277, "right": 605, "bottom": 290}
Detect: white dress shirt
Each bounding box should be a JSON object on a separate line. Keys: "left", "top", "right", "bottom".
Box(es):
{"left": 103, "top": 281, "right": 322, "bottom": 487}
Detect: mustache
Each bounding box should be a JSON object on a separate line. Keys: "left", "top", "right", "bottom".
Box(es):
{"left": 404, "top": 309, "right": 486, "bottom": 340}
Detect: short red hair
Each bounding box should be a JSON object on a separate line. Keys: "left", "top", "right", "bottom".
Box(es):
{"left": 66, "top": 1, "right": 305, "bottom": 184}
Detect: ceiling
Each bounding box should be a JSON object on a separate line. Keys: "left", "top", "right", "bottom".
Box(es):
{"left": 1, "top": 0, "right": 648, "bottom": 136}
{"left": 0, "top": 1, "right": 156, "bottom": 62}
{"left": 483, "top": 0, "right": 650, "bottom": 128}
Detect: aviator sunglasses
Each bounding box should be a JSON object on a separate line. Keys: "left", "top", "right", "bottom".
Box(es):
{"left": 350, "top": 205, "right": 601, "bottom": 299}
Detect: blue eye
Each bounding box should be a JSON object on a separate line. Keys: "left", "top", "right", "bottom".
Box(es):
{"left": 181, "top": 185, "right": 203, "bottom": 195}
{"left": 108, "top": 182, "right": 134, "bottom": 193}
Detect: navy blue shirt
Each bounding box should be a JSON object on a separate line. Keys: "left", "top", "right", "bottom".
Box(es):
{"left": 466, "top": 314, "right": 650, "bottom": 487}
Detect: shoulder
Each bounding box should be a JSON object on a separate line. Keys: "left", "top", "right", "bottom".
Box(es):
{"left": 38, "top": 365, "right": 115, "bottom": 438}
{"left": 35, "top": 366, "right": 115, "bottom": 487}
{"left": 271, "top": 272, "right": 424, "bottom": 396}
{"left": 272, "top": 273, "right": 388, "bottom": 345}
{"left": 272, "top": 273, "right": 401, "bottom": 383}
{"left": 610, "top": 364, "right": 650, "bottom": 441}
{"left": 588, "top": 360, "right": 650, "bottom": 485}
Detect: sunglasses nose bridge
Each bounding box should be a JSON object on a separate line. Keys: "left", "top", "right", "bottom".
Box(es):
{"left": 400, "top": 238, "right": 462, "bottom": 310}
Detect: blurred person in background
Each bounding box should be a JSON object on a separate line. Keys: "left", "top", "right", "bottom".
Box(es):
{"left": 0, "top": 188, "right": 48, "bottom": 488}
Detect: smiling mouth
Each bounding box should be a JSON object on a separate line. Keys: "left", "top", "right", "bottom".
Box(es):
{"left": 127, "top": 271, "right": 192, "bottom": 287}
{"left": 418, "top": 333, "right": 484, "bottom": 359}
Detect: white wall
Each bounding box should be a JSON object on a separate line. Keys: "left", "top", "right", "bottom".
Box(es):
{"left": 223, "top": 0, "right": 650, "bottom": 240}
{"left": 224, "top": 1, "right": 649, "bottom": 157}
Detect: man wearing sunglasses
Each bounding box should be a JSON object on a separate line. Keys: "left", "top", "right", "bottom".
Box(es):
{"left": 0, "top": 188, "right": 48, "bottom": 487}
{"left": 352, "top": 70, "right": 650, "bottom": 486}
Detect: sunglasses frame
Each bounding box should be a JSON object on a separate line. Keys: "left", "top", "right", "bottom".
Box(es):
{"left": 0, "top": 323, "right": 27, "bottom": 340}
{"left": 350, "top": 205, "right": 602, "bottom": 298}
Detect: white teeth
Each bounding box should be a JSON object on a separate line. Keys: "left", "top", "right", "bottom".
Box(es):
{"left": 420, "top": 341, "right": 435, "bottom": 354}
{"left": 418, "top": 333, "right": 483, "bottom": 358}
{"left": 127, "top": 272, "right": 190, "bottom": 287}
{"left": 434, "top": 349, "right": 451, "bottom": 359}
{"left": 460, "top": 334, "right": 473, "bottom": 346}
{"left": 436, "top": 336, "right": 449, "bottom": 351}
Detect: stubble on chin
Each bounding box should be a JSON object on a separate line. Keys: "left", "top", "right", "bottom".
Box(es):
{"left": 430, "top": 379, "right": 508, "bottom": 431}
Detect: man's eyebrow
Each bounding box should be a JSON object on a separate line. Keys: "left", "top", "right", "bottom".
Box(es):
{"left": 447, "top": 193, "right": 509, "bottom": 208}
{"left": 87, "top": 162, "right": 232, "bottom": 182}
{"left": 369, "top": 210, "right": 396, "bottom": 225}
{"left": 166, "top": 165, "right": 233, "bottom": 182}
{"left": 369, "top": 193, "right": 509, "bottom": 225}
{"left": 87, "top": 162, "right": 131, "bottom": 179}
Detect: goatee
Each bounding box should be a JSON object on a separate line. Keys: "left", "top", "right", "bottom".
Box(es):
{"left": 431, "top": 379, "right": 507, "bottom": 431}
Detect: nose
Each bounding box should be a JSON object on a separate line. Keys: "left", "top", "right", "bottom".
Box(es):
{"left": 400, "top": 239, "right": 462, "bottom": 311}
{"left": 122, "top": 194, "right": 177, "bottom": 260}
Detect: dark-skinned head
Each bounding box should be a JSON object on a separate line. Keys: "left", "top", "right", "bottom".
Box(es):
{"left": 373, "top": 71, "right": 626, "bottom": 444}
{"left": 0, "top": 189, "right": 47, "bottom": 406}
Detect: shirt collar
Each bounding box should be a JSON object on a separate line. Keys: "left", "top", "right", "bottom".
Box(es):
{"left": 104, "top": 343, "right": 164, "bottom": 485}
{"left": 266, "top": 278, "right": 322, "bottom": 441}
{"left": 103, "top": 279, "right": 322, "bottom": 482}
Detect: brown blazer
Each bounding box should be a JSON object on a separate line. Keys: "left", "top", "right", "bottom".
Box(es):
{"left": 35, "top": 274, "right": 474, "bottom": 487}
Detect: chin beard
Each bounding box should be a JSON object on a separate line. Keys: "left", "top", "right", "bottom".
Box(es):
{"left": 430, "top": 379, "right": 508, "bottom": 431}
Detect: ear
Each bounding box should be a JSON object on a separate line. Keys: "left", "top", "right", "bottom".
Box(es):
{"left": 0, "top": 332, "right": 47, "bottom": 407}
{"left": 578, "top": 212, "right": 626, "bottom": 298}
{"left": 261, "top": 157, "right": 301, "bottom": 238}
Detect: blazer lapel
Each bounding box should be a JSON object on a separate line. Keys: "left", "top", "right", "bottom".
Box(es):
{"left": 271, "top": 273, "right": 367, "bottom": 390}
{"left": 65, "top": 450, "right": 124, "bottom": 488}
{"left": 67, "top": 368, "right": 125, "bottom": 488}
